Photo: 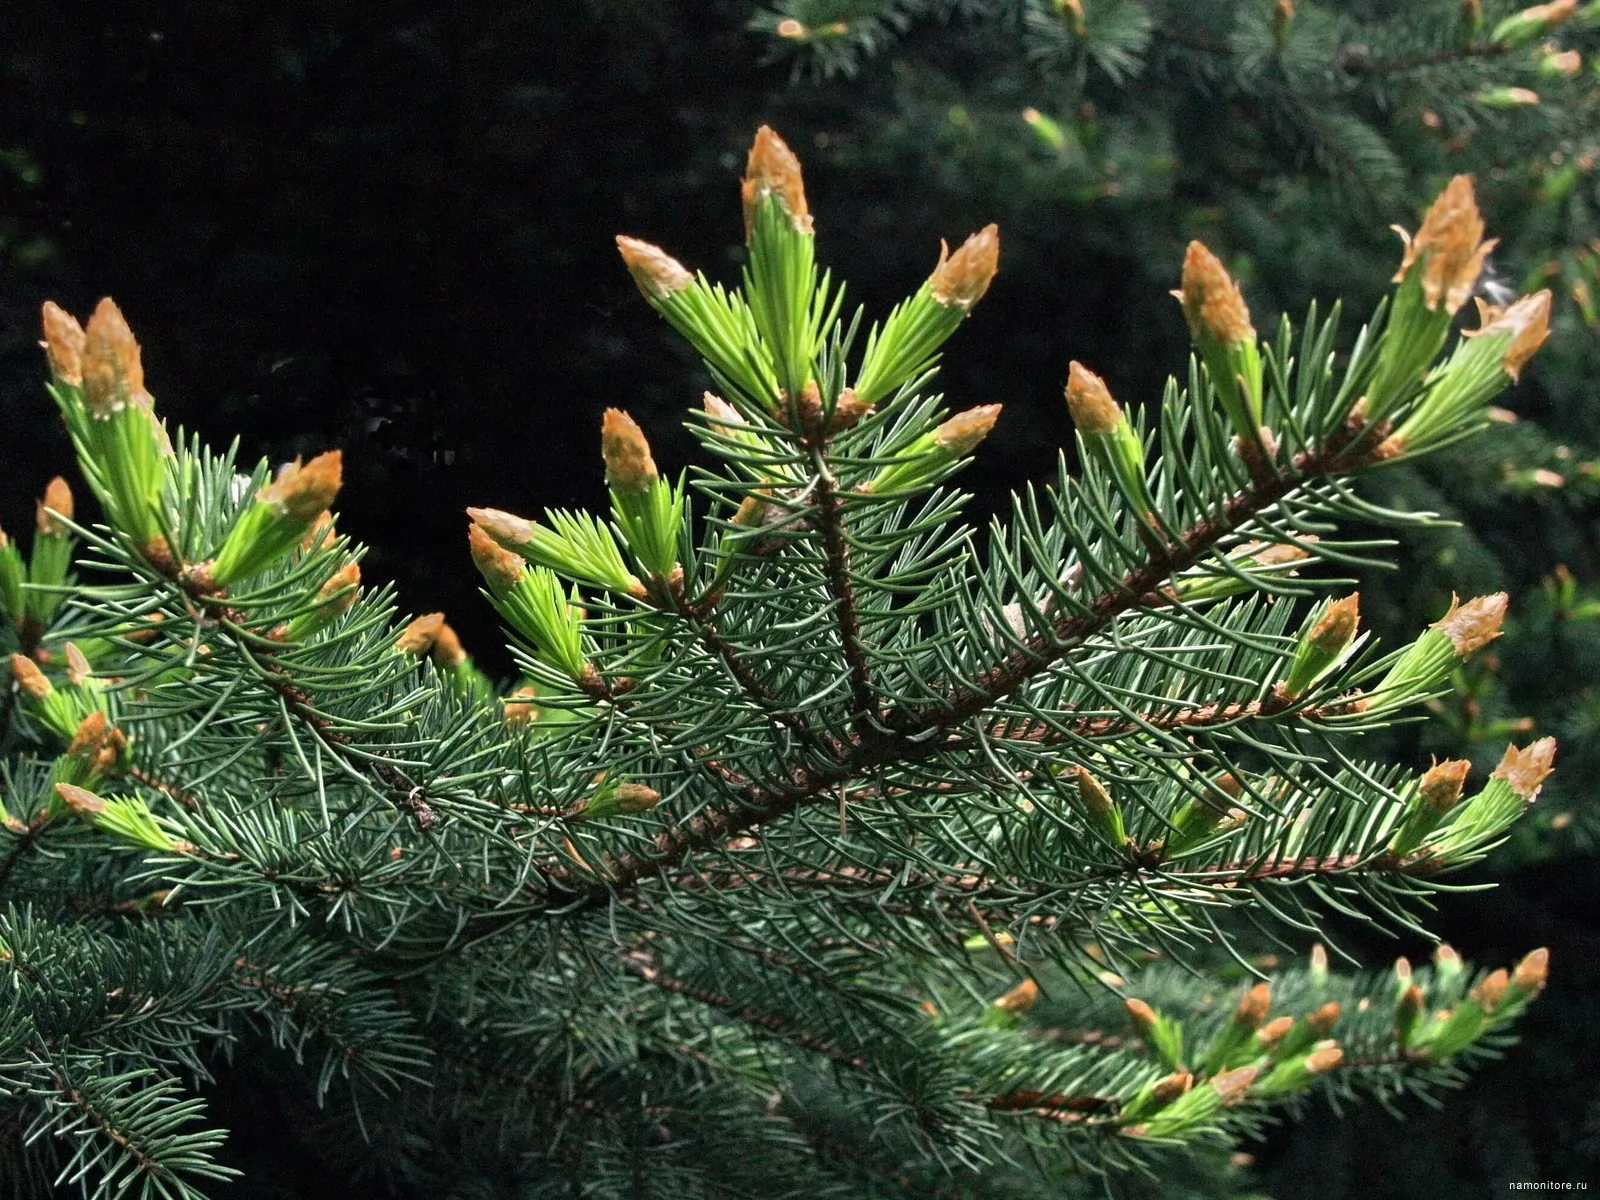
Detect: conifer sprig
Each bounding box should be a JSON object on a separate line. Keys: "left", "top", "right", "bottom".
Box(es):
{"left": 0, "top": 134, "right": 1559, "bottom": 1196}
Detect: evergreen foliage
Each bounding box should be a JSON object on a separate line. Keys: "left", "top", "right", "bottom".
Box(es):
{"left": 0, "top": 127, "right": 1564, "bottom": 1196}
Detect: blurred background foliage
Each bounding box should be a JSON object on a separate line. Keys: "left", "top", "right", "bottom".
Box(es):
{"left": 2, "top": 0, "right": 1598, "bottom": 1193}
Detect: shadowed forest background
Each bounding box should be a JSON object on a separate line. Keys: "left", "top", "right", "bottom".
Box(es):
{"left": 2, "top": 0, "right": 1599, "bottom": 1194}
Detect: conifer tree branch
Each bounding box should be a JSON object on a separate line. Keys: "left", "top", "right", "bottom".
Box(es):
{"left": 911, "top": 428, "right": 1382, "bottom": 732}
{"left": 812, "top": 463, "right": 879, "bottom": 728}
{"left": 623, "top": 948, "right": 873, "bottom": 1071}
{"left": 49, "top": 1069, "right": 166, "bottom": 1182}
{"left": 670, "top": 590, "right": 823, "bottom": 748}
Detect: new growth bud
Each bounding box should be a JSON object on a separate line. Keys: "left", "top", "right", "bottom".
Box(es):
{"left": 36, "top": 477, "right": 74, "bottom": 537}
{"left": 1390, "top": 758, "right": 1472, "bottom": 857}
{"left": 208, "top": 452, "right": 344, "bottom": 587}
{"left": 396, "top": 612, "right": 445, "bottom": 656}
{"left": 81, "top": 298, "right": 149, "bottom": 417}
{"left": 1303, "top": 1042, "right": 1344, "bottom": 1075}
{"left": 1392, "top": 176, "right": 1496, "bottom": 316}
{"left": 277, "top": 563, "right": 361, "bottom": 641}
{"left": 11, "top": 653, "right": 51, "bottom": 700}
{"left": 1309, "top": 943, "right": 1329, "bottom": 986}
{"left": 1511, "top": 947, "right": 1549, "bottom": 995}
{"left": 615, "top": 236, "right": 695, "bottom": 300}
{"left": 260, "top": 452, "right": 344, "bottom": 525}
{"left": 1174, "top": 241, "right": 1264, "bottom": 440}
{"left": 993, "top": 978, "right": 1041, "bottom": 1014}
{"left": 1280, "top": 593, "right": 1359, "bottom": 700}
{"left": 41, "top": 302, "right": 86, "bottom": 386}
{"left": 929, "top": 225, "right": 1000, "bottom": 311}
{"left": 1465, "top": 290, "right": 1552, "bottom": 382}
{"left": 1074, "top": 767, "right": 1129, "bottom": 849}
{"left": 1471, "top": 968, "right": 1509, "bottom": 1014}
{"left": 469, "top": 524, "right": 527, "bottom": 594}
{"left": 1149, "top": 1072, "right": 1193, "bottom": 1105}
{"left": 935, "top": 405, "right": 1002, "bottom": 456}
{"left": 1433, "top": 591, "right": 1508, "bottom": 654}
{"left": 1178, "top": 241, "right": 1256, "bottom": 346}
{"left": 1491, "top": 736, "right": 1557, "bottom": 801}
{"left": 1257, "top": 1016, "right": 1295, "bottom": 1048}
{"left": 1491, "top": 0, "right": 1578, "bottom": 45}
{"left": 574, "top": 779, "right": 662, "bottom": 820}
{"left": 65, "top": 643, "right": 91, "bottom": 688}
{"left": 742, "top": 126, "right": 812, "bottom": 237}
{"left": 1419, "top": 759, "right": 1471, "bottom": 814}
{"left": 1065, "top": 362, "right": 1123, "bottom": 434}
{"left": 1211, "top": 1066, "right": 1257, "bottom": 1104}
{"left": 865, "top": 406, "right": 1001, "bottom": 495}
{"left": 1125, "top": 997, "right": 1158, "bottom": 1036}
{"left": 602, "top": 409, "right": 659, "bottom": 494}
{"left": 55, "top": 781, "right": 106, "bottom": 820}
{"left": 503, "top": 684, "right": 540, "bottom": 728}
{"left": 1370, "top": 593, "right": 1507, "bottom": 714}
{"left": 1236, "top": 982, "right": 1271, "bottom": 1029}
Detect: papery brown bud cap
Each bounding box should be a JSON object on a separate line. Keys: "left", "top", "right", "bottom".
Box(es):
{"left": 67, "top": 710, "right": 109, "bottom": 758}
{"left": 1467, "top": 290, "right": 1552, "bottom": 382}
{"left": 317, "top": 563, "right": 362, "bottom": 615}
{"left": 1392, "top": 176, "right": 1496, "bottom": 315}
{"left": 503, "top": 684, "right": 540, "bottom": 728}
{"left": 81, "top": 298, "right": 149, "bottom": 417}
{"left": 1308, "top": 1001, "right": 1341, "bottom": 1034}
{"left": 396, "top": 612, "right": 445, "bottom": 655}
{"left": 1311, "top": 593, "right": 1360, "bottom": 652}
{"left": 1258, "top": 1015, "right": 1295, "bottom": 1046}
{"left": 1471, "top": 968, "right": 1510, "bottom": 1012}
{"left": 1512, "top": 947, "right": 1549, "bottom": 993}
{"left": 55, "top": 782, "right": 106, "bottom": 819}
{"left": 1419, "top": 759, "right": 1471, "bottom": 815}
{"left": 1074, "top": 767, "right": 1115, "bottom": 818}
{"left": 1491, "top": 737, "right": 1557, "bottom": 801}
{"left": 615, "top": 236, "right": 695, "bottom": 300}
{"left": 602, "top": 409, "right": 659, "bottom": 493}
{"left": 614, "top": 782, "right": 662, "bottom": 814}
{"left": 1526, "top": 0, "right": 1579, "bottom": 24}
{"left": 466, "top": 507, "right": 537, "bottom": 550}
{"left": 994, "top": 978, "right": 1041, "bottom": 1014}
{"left": 36, "top": 477, "right": 74, "bottom": 536}
{"left": 1255, "top": 542, "right": 1313, "bottom": 569}
{"left": 1211, "top": 1065, "right": 1258, "bottom": 1104}
{"left": 934, "top": 404, "right": 1002, "bottom": 456}
{"left": 1236, "top": 982, "right": 1271, "bottom": 1028}
{"left": 1065, "top": 362, "right": 1123, "bottom": 433}
{"left": 261, "top": 451, "right": 343, "bottom": 524}
{"left": 299, "top": 512, "right": 336, "bottom": 554}
{"left": 929, "top": 225, "right": 1000, "bottom": 311}
{"left": 1432, "top": 592, "right": 1507, "bottom": 654}
{"left": 702, "top": 392, "right": 744, "bottom": 425}
{"left": 65, "top": 643, "right": 92, "bottom": 687}
{"left": 432, "top": 622, "right": 466, "bottom": 669}
{"left": 1304, "top": 1041, "right": 1344, "bottom": 1075}
{"left": 1398, "top": 983, "right": 1424, "bottom": 1019}
{"left": 742, "top": 126, "right": 812, "bottom": 236}
{"left": 41, "top": 302, "right": 86, "bottom": 386}
{"left": 469, "top": 524, "right": 527, "bottom": 593}
{"left": 11, "top": 654, "right": 50, "bottom": 699}
{"left": 1125, "top": 997, "right": 1159, "bottom": 1035}
{"left": 1150, "top": 1071, "right": 1193, "bottom": 1105}
{"left": 1177, "top": 241, "right": 1256, "bottom": 345}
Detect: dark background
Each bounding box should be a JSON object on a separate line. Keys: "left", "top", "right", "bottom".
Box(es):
{"left": 3, "top": 2, "right": 1597, "bottom": 1195}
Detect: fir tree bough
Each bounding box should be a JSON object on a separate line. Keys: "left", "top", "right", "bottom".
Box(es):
{"left": 0, "top": 128, "right": 1562, "bottom": 1197}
